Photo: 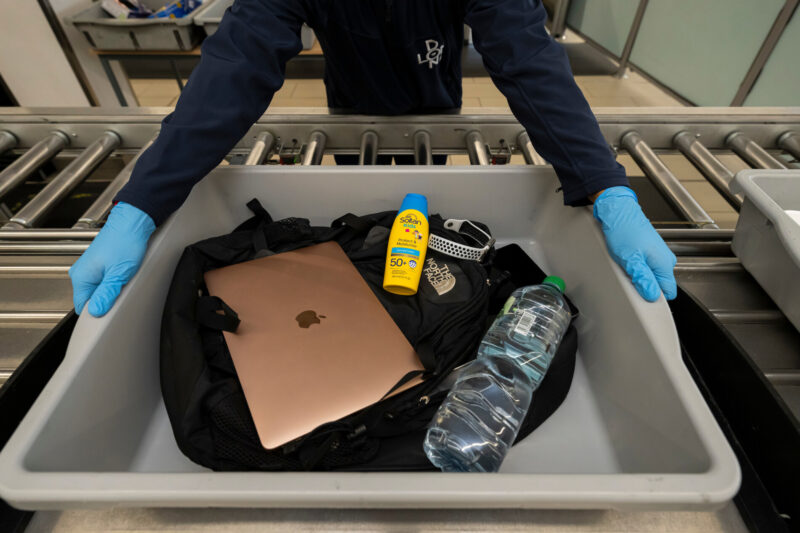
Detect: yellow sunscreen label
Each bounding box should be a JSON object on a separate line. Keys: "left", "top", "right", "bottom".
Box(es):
{"left": 383, "top": 208, "right": 429, "bottom": 295}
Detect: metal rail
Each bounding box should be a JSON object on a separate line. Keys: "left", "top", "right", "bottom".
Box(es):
{"left": 301, "top": 131, "right": 326, "bottom": 166}
{"left": 0, "top": 243, "right": 89, "bottom": 253}
{"left": 673, "top": 131, "right": 743, "bottom": 210}
{"left": 3, "top": 131, "right": 120, "bottom": 229}
{"left": 777, "top": 131, "right": 800, "bottom": 161}
{"left": 244, "top": 131, "right": 275, "bottom": 166}
{"left": 548, "top": 0, "right": 571, "bottom": 39}
{"left": 658, "top": 229, "right": 735, "bottom": 240}
{"left": 0, "top": 131, "right": 17, "bottom": 155}
{"left": 615, "top": 0, "right": 649, "bottom": 78}
{"left": 466, "top": 130, "right": 491, "bottom": 165}
{"left": 73, "top": 132, "right": 158, "bottom": 229}
{"left": 517, "top": 131, "right": 546, "bottom": 165}
{"left": 359, "top": 131, "right": 379, "bottom": 165}
{"left": 621, "top": 131, "right": 718, "bottom": 228}
{"left": 413, "top": 131, "right": 432, "bottom": 165}
{"left": 726, "top": 132, "right": 788, "bottom": 170}
{"left": 0, "top": 131, "right": 69, "bottom": 200}
{"left": 0, "top": 229, "right": 98, "bottom": 240}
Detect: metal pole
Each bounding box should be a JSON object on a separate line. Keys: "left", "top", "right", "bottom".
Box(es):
{"left": 73, "top": 133, "right": 157, "bottom": 229}
{"left": 0, "top": 131, "right": 70, "bottom": 200}
{"left": 673, "top": 131, "right": 743, "bottom": 210}
{"left": 550, "top": 0, "right": 570, "bottom": 39}
{"left": 0, "top": 265, "right": 71, "bottom": 274}
{"left": 731, "top": 0, "right": 799, "bottom": 105}
{"left": 658, "top": 228, "right": 734, "bottom": 240}
{"left": 466, "top": 130, "right": 491, "bottom": 166}
{"left": 666, "top": 241, "right": 732, "bottom": 257}
{"left": 0, "top": 229, "right": 99, "bottom": 239}
{"left": 4, "top": 131, "right": 120, "bottom": 229}
{"left": 413, "top": 131, "right": 432, "bottom": 165}
{"left": 359, "top": 131, "right": 379, "bottom": 165}
{"left": 0, "top": 131, "right": 17, "bottom": 155}
{"left": 517, "top": 131, "right": 546, "bottom": 165}
{"left": 621, "top": 131, "right": 718, "bottom": 228}
{"left": 726, "top": 131, "right": 788, "bottom": 169}
{"left": 777, "top": 131, "right": 800, "bottom": 161}
{"left": 301, "top": 131, "right": 326, "bottom": 166}
{"left": 0, "top": 243, "right": 89, "bottom": 254}
{"left": 615, "top": 0, "right": 649, "bottom": 78}
{"left": 244, "top": 131, "right": 275, "bottom": 166}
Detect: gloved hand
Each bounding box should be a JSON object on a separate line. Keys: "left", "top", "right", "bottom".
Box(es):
{"left": 69, "top": 202, "right": 156, "bottom": 317}
{"left": 593, "top": 186, "right": 677, "bottom": 302}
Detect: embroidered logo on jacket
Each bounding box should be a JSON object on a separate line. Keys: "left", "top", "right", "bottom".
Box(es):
{"left": 417, "top": 39, "right": 444, "bottom": 69}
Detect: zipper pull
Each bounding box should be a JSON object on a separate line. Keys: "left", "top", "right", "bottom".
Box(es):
{"left": 385, "top": 0, "right": 393, "bottom": 23}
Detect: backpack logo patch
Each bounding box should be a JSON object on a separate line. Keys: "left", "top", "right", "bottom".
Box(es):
{"left": 417, "top": 39, "right": 444, "bottom": 69}
{"left": 424, "top": 257, "right": 456, "bottom": 296}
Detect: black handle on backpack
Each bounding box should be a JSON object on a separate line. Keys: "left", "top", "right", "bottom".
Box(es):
{"left": 196, "top": 296, "right": 241, "bottom": 333}
{"left": 331, "top": 213, "right": 376, "bottom": 234}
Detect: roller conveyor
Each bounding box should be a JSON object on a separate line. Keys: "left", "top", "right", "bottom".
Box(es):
{"left": 0, "top": 107, "right": 799, "bottom": 532}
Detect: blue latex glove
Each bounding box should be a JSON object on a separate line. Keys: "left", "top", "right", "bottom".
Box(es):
{"left": 69, "top": 202, "right": 155, "bottom": 317}
{"left": 593, "top": 187, "right": 677, "bottom": 302}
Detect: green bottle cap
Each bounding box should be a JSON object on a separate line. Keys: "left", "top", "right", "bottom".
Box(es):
{"left": 543, "top": 276, "right": 566, "bottom": 293}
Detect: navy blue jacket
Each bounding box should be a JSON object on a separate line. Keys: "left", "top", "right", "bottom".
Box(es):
{"left": 116, "top": 0, "right": 629, "bottom": 225}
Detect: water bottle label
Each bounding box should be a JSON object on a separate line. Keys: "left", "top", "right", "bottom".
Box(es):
{"left": 513, "top": 311, "right": 536, "bottom": 336}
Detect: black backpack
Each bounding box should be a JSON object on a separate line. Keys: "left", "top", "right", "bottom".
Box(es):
{"left": 160, "top": 200, "right": 578, "bottom": 471}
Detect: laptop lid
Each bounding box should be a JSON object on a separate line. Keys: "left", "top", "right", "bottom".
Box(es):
{"left": 204, "top": 241, "right": 424, "bottom": 450}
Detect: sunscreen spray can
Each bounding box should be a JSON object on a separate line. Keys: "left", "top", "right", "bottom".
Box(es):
{"left": 383, "top": 194, "right": 429, "bottom": 295}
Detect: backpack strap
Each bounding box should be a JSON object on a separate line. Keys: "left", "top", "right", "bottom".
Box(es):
{"left": 196, "top": 296, "right": 240, "bottom": 333}
{"left": 246, "top": 198, "right": 273, "bottom": 223}
{"left": 415, "top": 340, "right": 438, "bottom": 374}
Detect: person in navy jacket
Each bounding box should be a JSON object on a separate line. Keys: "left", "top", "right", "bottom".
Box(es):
{"left": 69, "top": 0, "right": 677, "bottom": 317}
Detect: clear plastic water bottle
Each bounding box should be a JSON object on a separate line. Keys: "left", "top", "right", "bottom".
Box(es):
{"left": 423, "top": 276, "right": 571, "bottom": 472}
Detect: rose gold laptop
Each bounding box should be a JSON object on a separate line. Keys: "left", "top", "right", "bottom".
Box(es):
{"left": 204, "top": 241, "right": 424, "bottom": 450}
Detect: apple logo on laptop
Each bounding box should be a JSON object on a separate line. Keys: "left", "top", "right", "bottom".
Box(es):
{"left": 295, "top": 310, "right": 326, "bottom": 328}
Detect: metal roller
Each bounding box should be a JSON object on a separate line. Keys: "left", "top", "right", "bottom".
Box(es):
{"left": 621, "top": 131, "right": 718, "bottom": 228}
{"left": 301, "top": 131, "right": 326, "bottom": 166}
{"left": 359, "top": 131, "right": 379, "bottom": 165}
{"left": 726, "top": 131, "right": 788, "bottom": 170}
{"left": 466, "top": 130, "right": 491, "bottom": 166}
{"left": 244, "top": 131, "right": 275, "bottom": 166}
{"left": 0, "top": 265, "right": 71, "bottom": 274}
{"left": 0, "top": 131, "right": 17, "bottom": 155}
{"left": 413, "top": 131, "right": 432, "bottom": 165}
{"left": 0, "top": 242, "right": 89, "bottom": 254}
{"left": 0, "top": 229, "right": 99, "bottom": 240}
{"left": 777, "top": 131, "right": 800, "bottom": 162}
{"left": 0, "top": 131, "right": 70, "bottom": 201}
{"left": 3, "top": 131, "right": 120, "bottom": 229}
{"left": 666, "top": 241, "right": 732, "bottom": 256}
{"left": 673, "top": 131, "right": 743, "bottom": 210}
{"left": 516, "top": 131, "right": 546, "bottom": 165}
{"left": 658, "top": 228, "right": 734, "bottom": 240}
{"left": 73, "top": 133, "right": 157, "bottom": 229}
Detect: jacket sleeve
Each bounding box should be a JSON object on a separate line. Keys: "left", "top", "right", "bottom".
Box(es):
{"left": 464, "top": 0, "right": 629, "bottom": 205}
{"left": 114, "top": 0, "right": 306, "bottom": 225}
